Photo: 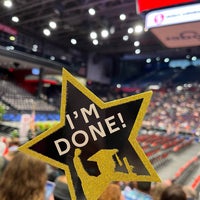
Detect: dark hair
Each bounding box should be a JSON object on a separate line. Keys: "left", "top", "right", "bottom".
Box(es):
{"left": 160, "top": 185, "right": 186, "bottom": 200}
{"left": 54, "top": 197, "right": 64, "bottom": 200}
{"left": 137, "top": 181, "right": 151, "bottom": 193}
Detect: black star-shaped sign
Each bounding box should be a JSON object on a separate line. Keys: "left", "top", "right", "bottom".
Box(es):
{"left": 19, "top": 69, "right": 160, "bottom": 200}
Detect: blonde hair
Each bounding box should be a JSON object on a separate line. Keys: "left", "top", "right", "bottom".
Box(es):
{"left": 0, "top": 152, "right": 47, "bottom": 200}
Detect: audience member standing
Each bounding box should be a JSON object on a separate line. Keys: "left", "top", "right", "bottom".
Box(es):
{"left": 150, "top": 182, "right": 168, "bottom": 200}
{"left": 53, "top": 173, "right": 71, "bottom": 200}
{"left": 0, "top": 152, "right": 47, "bottom": 200}
{"left": 122, "top": 181, "right": 153, "bottom": 200}
{"left": 160, "top": 184, "right": 186, "bottom": 200}
{"left": 98, "top": 183, "right": 125, "bottom": 200}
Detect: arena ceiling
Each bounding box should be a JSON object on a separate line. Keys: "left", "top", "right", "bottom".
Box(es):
{"left": 0, "top": 0, "right": 199, "bottom": 58}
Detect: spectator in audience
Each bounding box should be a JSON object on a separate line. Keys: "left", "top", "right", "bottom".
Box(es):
{"left": 151, "top": 182, "right": 168, "bottom": 200}
{"left": 0, "top": 145, "right": 19, "bottom": 176}
{"left": 53, "top": 172, "right": 71, "bottom": 200}
{"left": 160, "top": 184, "right": 186, "bottom": 200}
{"left": 182, "top": 185, "right": 197, "bottom": 200}
{"left": 122, "top": 181, "right": 153, "bottom": 200}
{"left": 0, "top": 152, "right": 47, "bottom": 200}
{"left": 98, "top": 183, "right": 125, "bottom": 200}
{"left": 0, "top": 141, "right": 6, "bottom": 156}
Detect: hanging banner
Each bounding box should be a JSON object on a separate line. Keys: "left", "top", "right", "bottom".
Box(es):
{"left": 137, "top": 0, "right": 195, "bottom": 14}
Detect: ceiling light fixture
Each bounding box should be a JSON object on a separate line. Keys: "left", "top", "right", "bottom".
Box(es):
{"left": 43, "top": 28, "right": 51, "bottom": 36}
{"left": 146, "top": 58, "right": 151, "bottom": 63}
{"left": 135, "top": 49, "right": 141, "bottom": 54}
{"left": 49, "top": 21, "right": 57, "bottom": 29}
{"left": 134, "top": 41, "right": 140, "bottom": 47}
{"left": 93, "top": 39, "right": 98, "bottom": 45}
{"left": 156, "top": 57, "right": 160, "bottom": 61}
{"left": 123, "top": 35, "right": 129, "bottom": 41}
{"left": 110, "top": 26, "right": 115, "bottom": 34}
{"left": 32, "top": 44, "right": 38, "bottom": 52}
{"left": 9, "top": 35, "right": 15, "bottom": 41}
{"left": 71, "top": 38, "right": 77, "bottom": 45}
{"left": 88, "top": 8, "right": 96, "bottom": 16}
{"left": 101, "top": 29, "right": 109, "bottom": 38}
{"left": 12, "top": 16, "right": 19, "bottom": 23}
{"left": 119, "top": 14, "right": 126, "bottom": 21}
{"left": 134, "top": 24, "right": 143, "bottom": 33}
{"left": 90, "top": 31, "right": 97, "bottom": 39}
{"left": 164, "top": 58, "right": 170, "bottom": 63}
{"left": 50, "top": 56, "right": 55, "bottom": 61}
{"left": 3, "top": 0, "right": 12, "bottom": 8}
{"left": 191, "top": 56, "right": 197, "bottom": 61}
{"left": 127, "top": 27, "right": 134, "bottom": 34}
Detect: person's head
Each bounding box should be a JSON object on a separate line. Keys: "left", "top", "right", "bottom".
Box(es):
{"left": 182, "top": 185, "right": 197, "bottom": 200}
{"left": 98, "top": 183, "right": 122, "bottom": 200}
{"left": 53, "top": 175, "right": 71, "bottom": 200}
{"left": 0, "top": 152, "right": 47, "bottom": 200}
{"left": 137, "top": 181, "right": 151, "bottom": 194}
{"left": 151, "top": 182, "right": 168, "bottom": 200}
{"left": 160, "top": 184, "right": 186, "bottom": 200}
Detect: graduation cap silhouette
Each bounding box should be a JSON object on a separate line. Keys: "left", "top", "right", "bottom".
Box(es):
{"left": 88, "top": 149, "right": 120, "bottom": 173}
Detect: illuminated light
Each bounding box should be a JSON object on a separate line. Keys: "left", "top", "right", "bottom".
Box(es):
{"left": 146, "top": 58, "right": 151, "bottom": 63}
{"left": 88, "top": 8, "right": 96, "bottom": 15}
{"left": 127, "top": 27, "right": 134, "bottom": 34}
{"left": 148, "top": 85, "right": 160, "bottom": 90}
{"left": 110, "top": 26, "right": 115, "bottom": 34}
{"left": 33, "top": 44, "right": 38, "bottom": 48}
{"left": 119, "top": 14, "right": 126, "bottom": 21}
{"left": 134, "top": 41, "right": 140, "bottom": 47}
{"left": 12, "top": 16, "right": 19, "bottom": 23}
{"left": 123, "top": 35, "right": 129, "bottom": 41}
{"left": 134, "top": 24, "right": 143, "bottom": 33}
{"left": 156, "top": 57, "right": 160, "bottom": 61}
{"left": 32, "top": 68, "right": 40, "bottom": 75}
{"left": 135, "top": 49, "right": 141, "bottom": 54}
{"left": 164, "top": 58, "right": 170, "bottom": 63}
{"left": 6, "top": 46, "right": 14, "bottom": 50}
{"left": 90, "top": 31, "right": 97, "bottom": 39}
{"left": 116, "top": 84, "right": 121, "bottom": 88}
{"left": 176, "top": 85, "right": 183, "bottom": 91}
{"left": 93, "top": 39, "right": 98, "bottom": 45}
{"left": 32, "top": 44, "right": 38, "bottom": 52}
{"left": 3, "top": 0, "right": 12, "bottom": 8}
{"left": 9, "top": 35, "right": 15, "bottom": 41}
{"left": 186, "top": 55, "right": 190, "bottom": 59}
{"left": 71, "top": 38, "right": 77, "bottom": 45}
{"left": 50, "top": 56, "right": 55, "bottom": 61}
{"left": 101, "top": 29, "right": 109, "bottom": 38}
{"left": 191, "top": 56, "right": 197, "bottom": 61}
{"left": 49, "top": 21, "right": 57, "bottom": 29}
{"left": 43, "top": 28, "right": 51, "bottom": 36}
{"left": 61, "top": 56, "right": 66, "bottom": 60}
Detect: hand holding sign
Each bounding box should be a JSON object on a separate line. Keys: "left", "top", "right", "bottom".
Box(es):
{"left": 19, "top": 69, "right": 160, "bottom": 200}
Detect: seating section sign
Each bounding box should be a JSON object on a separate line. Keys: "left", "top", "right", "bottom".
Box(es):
{"left": 19, "top": 69, "right": 160, "bottom": 200}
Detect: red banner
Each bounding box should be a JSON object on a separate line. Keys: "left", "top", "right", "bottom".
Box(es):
{"left": 137, "top": 0, "right": 195, "bottom": 13}
{"left": 0, "top": 23, "right": 17, "bottom": 35}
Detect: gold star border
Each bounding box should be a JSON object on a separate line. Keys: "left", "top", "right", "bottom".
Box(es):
{"left": 19, "top": 68, "right": 161, "bottom": 200}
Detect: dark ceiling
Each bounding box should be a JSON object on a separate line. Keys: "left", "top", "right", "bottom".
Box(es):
{"left": 0, "top": 0, "right": 199, "bottom": 58}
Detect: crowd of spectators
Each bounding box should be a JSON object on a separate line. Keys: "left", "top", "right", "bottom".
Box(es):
{"left": 0, "top": 138, "right": 199, "bottom": 200}
{"left": 143, "top": 84, "right": 200, "bottom": 136}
